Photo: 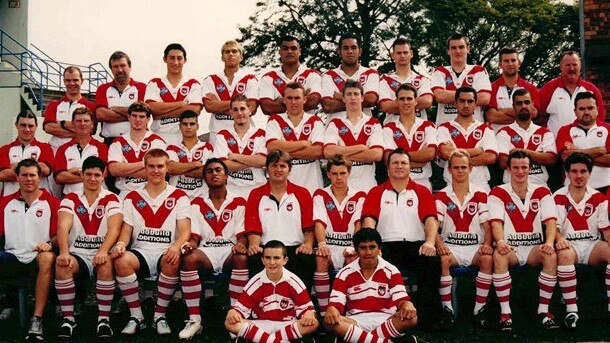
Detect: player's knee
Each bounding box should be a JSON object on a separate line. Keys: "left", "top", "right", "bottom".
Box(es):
{"left": 231, "top": 253, "right": 248, "bottom": 269}
{"left": 556, "top": 250, "right": 574, "bottom": 265}
{"left": 440, "top": 254, "right": 452, "bottom": 267}
{"left": 181, "top": 252, "right": 200, "bottom": 270}
{"left": 96, "top": 261, "right": 114, "bottom": 279}
{"left": 479, "top": 254, "right": 493, "bottom": 271}
{"left": 36, "top": 251, "right": 55, "bottom": 269}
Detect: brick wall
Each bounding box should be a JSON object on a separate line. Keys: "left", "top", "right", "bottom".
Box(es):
{"left": 584, "top": 0, "right": 610, "bottom": 121}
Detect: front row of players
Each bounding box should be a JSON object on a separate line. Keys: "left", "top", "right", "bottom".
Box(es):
{"left": 1, "top": 146, "right": 609, "bottom": 340}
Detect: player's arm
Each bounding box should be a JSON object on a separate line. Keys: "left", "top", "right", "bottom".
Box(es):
{"left": 43, "top": 122, "right": 75, "bottom": 138}
{"left": 479, "top": 221, "right": 494, "bottom": 255}
{"left": 379, "top": 100, "right": 399, "bottom": 114}
{"left": 314, "top": 222, "right": 331, "bottom": 257}
{"left": 362, "top": 93, "right": 379, "bottom": 109}
{"left": 94, "top": 212, "right": 123, "bottom": 266}
{"left": 110, "top": 222, "right": 133, "bottom": 259}
{"left": 203, "top": 96, "right": 230, "bottom": 114}
{"left": 435, "top": 223, "right": 450, "bottom": 256}
{"left": 437, "top": 141, "right": 458, "bottom": 160}
{"left": 323, "top": 144, "right": 367, "bottom": 159}
{"left": 485, "top": 107, "right": 516, "bottom": 125}
{"left": 416, "top": 94, "right": 433, "bottom": 111}
{"left": 491, "top": 220, "right": 511, "bottom": 255}
{"left": 247, "top": 234, "right": 263, "bottom": 256}
{"left": 321, "top": 95, "right": 345, "bottom": 113}
{"left": 96, "top": 106, "right": 128, "bottom": 123}
{"left": 267, "top": 140, "right": 310, "bottom": 154}
{"left": 222, "top": 160, "right": 250, "bottom": 172}
{"left": 419, "top": 216, "right": 438, "bottom": 256}
{"left": 540, "top": 218, "right": 557, "bottom": 255}
{"left": 56, "top": 211, "right": 74, "bottom": 267}
{"left": 408, "top": 147, "right": 436, "bottom": 164}
{"left": 165, "top": 217, "right": 191, "bottom": 265}
{"left": 560, "top": 146, "right": 606, "bottom": 161}
{"left": 470, "top": 150, "right": 496, "bottom": 166}
{"left": 433, "top": 89, "right": 455, "bottom": 105}
{"left": 291, "top": 145, "right": 324, "bottom": 160}
{"left": 347, "top": 147, "right": 383, "bottom": 163}
{"left": 304, "top": 93, "right": 321, "bottom": 112}
{"left": 148, "top": 101, "right": 187, "bottom": 118}
{"left": 296, "top": 230, "right": 315, "bottom": 255}
{"left": 476, "top": 92, "right": 491, "bottom": 107}
{"left": 260, "top": 98, "right": 286, "bottom": 115}
{"left": 157, "top": 104, "right": 202, "bottom": 119}
{"left": 593, "top": 152, "right": 610, "bottom": 167}
{"left": 167, "top": 161, "right": 203, "bottom": 175}
{"left": 522, "top": 149, "right": 557, "bottom": 166}
{"left": 55, "top": 169, "right": 83, "bottom": 184}
{"left": 228, "top": 153, "right": 266, "bottom": 168}
{"left": 108, "top": 161, "right": 146, "bottom": 177}
{"left": 396, "top": 299, "right": 418, "bottom": 321}
{"left": 0, "top": 167, "right": 16, "bottom": 182}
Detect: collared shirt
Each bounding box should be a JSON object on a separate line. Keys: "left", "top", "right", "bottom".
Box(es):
{"left": 166, "top": 141, "right": 214, "bottom": 199}
{"left": 554, "top": 185, "right": 610, "bottom": 241}
{"left": 43, "top": 96, "right": 96, "bottom": 149}
{"left": 95, "top": 79, "right": 147, "bottom": 138}
{"left": 379, "top": 71, "right": 433, "bottom": 122}
{"left": 313, "top": 187, "right": 366, "bottom": 246}
{"left": 0, "top": 139, "right": 54, "bottom": 196}
{"left": 54, "top": 137, "right": 108, "bottom": 194}
{"left": 435, "top": 185, "right": 488, "bottom": 245}
{"left": 259, "top": 64, "right": 321, "bottom": 115}
{"left": 321, "top": 66, "right": 380, "bottom": 120}
{"left": 190, "top": 192, "right": 246, "bottom": 246}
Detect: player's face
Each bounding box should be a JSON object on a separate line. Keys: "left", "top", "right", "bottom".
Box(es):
{"left": 328, "top": 164, "right": 350, "bottom": 189}
{"left": 179, "top": 117, "right": 199, "bottom": 139}
{"left": 204, "top": 162, "right": 228, "bottom": 189}
{"left": 279, "top": 40, "right": 301, "bottom": 65}
{"left": 129, "top": 111, "right": 150, "bottom": 131}
{"left": 456, "top": 92, "right": 476, "bottom": 118}
{"left": 110, "top": 57, "right": 131, "bottom": 83}
{"left": 262, "top": 247, "right": 288, "bottom": 278}
{"left": 82, "top": 167, "right": 104, "bottom": 192}
{"left": 73, "top": 113, "right": 93, "bottom": 137}
{"left": 340, "top": 38, "right": 361, "bottom": 67}
{"left": 267, "top": 161, "right": 290, "bottom": 183}
{"left": 64, "top": 70, "right": 82, "bottom": 96}
{"left": 396, "top": 89, "right": 417, "bottom": 116}
{"left": 574, "top": 98, "right": 598, "bottom": 127}
{"left": 513, "top": 93, "right": 534, "bottom": 121}
{"left": 560, "top": 54, "right": 581, "bottom": 83}
{"left": 388, "top": 153, "right": 410, "bottom": 181}
{"left": 344, "top": 87, "right": 363, "bottom": 112}
{"left": 221, "top": 44, "right": 243, "bottom": 68}
{"left": 230, "top": 101, "right": 251, "bottom": 126}
{"left": 164, "top": 49, "right": 186, "bottom": 75}
{"left": 17, "top": 165, "right": 40, "bottom": 193}
{"left": 391, "top": 44, "right": 413, "bottom": 67}
{"left": 284, "top": 87, "right": 306, "bottom": 116}
{"left": 16, "top": 117, "right": 37, "bottom": 142}
{"left": 499, "top": 53, "right": 520, "bottom": 77}
{"left": 567, "top": 162, "right": 590, "bottom": 189}
{"left": 508, "top": 157, "right": 530, "bottom": 184}
{"left": 356, "top": 240, "right": 380, "bottom": 266}
{"left": 449, "top": 155, "right": 472, "bottom": 183}
{"left": 447, "top": 39, "right": 469, "bottom": 64}
{"left": 145, "top": 156, "right": 168, "bottom": 184}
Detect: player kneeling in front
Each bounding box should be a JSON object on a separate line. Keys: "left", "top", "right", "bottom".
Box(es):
{"left": 324, "top": 228, "right": 418, "bottom": 343}
{"left": 225, "top": 240, "right": 319, "bottom": 342}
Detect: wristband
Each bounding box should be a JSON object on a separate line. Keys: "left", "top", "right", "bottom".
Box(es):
{"left": 46, "top": 240, "right": 53, "bottom": 248}
{"left": 180, "top": 242, "right": 190, "bottom": 254}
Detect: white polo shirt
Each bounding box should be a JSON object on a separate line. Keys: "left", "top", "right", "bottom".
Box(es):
{"left": 313, "top": 187, "right": 366, "bottom": 246}
{"left": 321, "top": 66, "right": 379, "bottom": 120}
{"left": 190, "top": 193, "right": 246, "bottom": 247}
{"left": 0, "top": 139, "right": 54, "bottom": 196}
{"left": 54, "top": 137, "right": 109, "bottom": 195}
{"left": 553, "top": 186, "right": 610, "bottom": 241}
{"left": 166, "top": 141, "right": 214, "bottom": 199}
{"left": 43, "top": 97, "right": 96, "bottom": 150}
{"left": 95, "top": 79, "right": 147, "bottom": 138}
{"left": 435, "top": 185, "right": 488, "bottom": 245}
{"left": 378, "top": 71, "right": 433, "bottom": 122}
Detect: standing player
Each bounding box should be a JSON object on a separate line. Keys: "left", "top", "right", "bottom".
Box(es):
{"left": 323, "top": 228, "right": 418, "bottom": 343}
{"left": 321, "top": 34, "right": 379, "bottom": 121}
{"left": 111, "top": 149, "right": 191, "bottom": 335}
{"left": 554, "top": 153, "right": 610, "bottom": 328}
{"left": 53, "top": 156, "right": 122, "bottom": 339}
{"left": 324, "top": 80, "right": 384, "bottom": 193}
{"left": 431, "top": 33, "right": 491, "bottom": 125}
{"left": 489, "top": 150, "right": 559, "bottom": 331}
{"left": 266, "top": 82, "right": 325, "bottom": 193}
{"left": 434, "top": 150, "right": 493, "bottom": 327}
{"left": 214, "top": 95, "right": 267, "bottom": 199}
{"left": 378, "top": 37, "right": 433, "bottom": 122}
{"left": 145, "top": 43, "right": 203, "bottom": 145}
{"left": 259, "top": 36, "right": 321, "bottom": 116}
{"left": 312, "top": 155, "right": 366, "bottom": 317}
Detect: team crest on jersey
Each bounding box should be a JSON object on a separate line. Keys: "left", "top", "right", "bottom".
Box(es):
{"left": 216, "top": 84, "right": 226, "bottom": 92}
{"left": 530, "top": 199, "right": 539, "bottom": 212}
{"left": 141, "top": 141, "right": 151, "bottom": 152}
{"left": 164, "top": 198, "right": 176, "bottom": 210}
{"left": 193, "top": 150, "right": 203, "bottom": 160}
{"left": 95, "top": 205, "right": 105, "bottom": 218}
{"left": 338, "top": 127, "right": 349, "bottom": 135}
{"left": 282, "top": 127, "right": 293, "bottom": 135}
{"left": 412, "top": 78, "right": 421, "bottom": 88}
{"left": 76, "top": 204, "right": 87, "bottom": 215}
{"left": 325, "top": 201, "right": 336, "bottom": 211}
{"left": 179, "top": 86, "right": 189, "bottom": 96}
{"left": 280, "top": 298, "right": 290, "bottom": 310}
{"left": 506, "top": 202, "right": 517, "bottom": 212}
{"left": 414, "top": 131, "right": 424, "bottom": 143}
{"left": 227, "top": 137, "right": 237, "bottom": 146}
{"left": 359, "top": 74, "right": 368, "bottom": 84}
{"left": 531, "top": 134, "right": 542, "bottom": 145}
{"left": 472, "top": 129, "right": 483, "bottom": 140}
{"left": 273, "top": 78, "right": 285, "bottom": 87}
{"left": 136, "top": 200, "right": 147, "bottom": 209}
{"left": 160, "top": 87, "right": 168, "bottom": 96}
{"left": 511, "top": 135, "right": 522, "bottom": 144}
{"left": 302, "top": 124, "right": 312, "bottom": 136}
{"left": 450, "top": 129, "right": 460, "bottom": 138}
{"left": 221, "top": 210, "right": 232, "bottom": 222}
{"left": 406, "top": 198, "right": 414, "bottom": 207}
{"left": 122, "top": 144, "right": 132, "bottom": 153}
{"left": 378, "top": 284, "right": 387, "bottom": 296}
{"left": 129, "top": 93, "right": 135, "bottom": 100}
{"left": 364, "top": 124, "right": 373, "bottom": 136}
{"left": 296, "top": 76, "right": 306, "bottom": 85}
{"left": 584, "top": 204, "right": 594, "bottom": 217}
{"left": 236, "top": 82, "right": 246, "bottom": 94}
{"left": 346, "top": 201, "right": 356, "bottom": 214}
{"left": 204, "top": 210, "right": 216, "bottom": 220}
{"left": 393, "top": 130, "right": 404, "bottom": 139}
{"left": 30, "top": 152, "right": 38, "bottom": 160}
{"left": 447, "top": 202, "right": 457, "bottom": 212}
{"left": 177, "top": 150, "right": 187, "bottom": 158}
{"left": 248, "top": 139, "right": 255, "bottom": 151}
{"left": 597, "top": 131, "right": 603, "bottom": 138}
{"left": 36, "top": 209, "right": 43, "bottom": 217}
{"left": 286, "top": 203, "right": 293, "bottom": 212}
{"left": 467, "top": 202, "right": 478, "bottom": 215}
{"left": 466, "top": 75, "right": 474, "bottom": 85}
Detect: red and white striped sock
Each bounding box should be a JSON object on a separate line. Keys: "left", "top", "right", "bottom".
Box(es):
{"left": 493, "top": 272, "right": 512, "bottom": 316}
{"left": 116, "top": 274, "right": 143, "bottom": 321}
{"left": 229, "top": 269, "right": 249, "bottom": 306}
{"left": 96, "top": 279, "right": 115, "bottom": 321}
{"left": 237, "top": 322, "right": 281, "bottom": 343}
{"left": 474, "top": 272, "right": 492, "bottom": 313}
{"left": 273, "top": 321, "right": 302, "bottom": 341}
{"left": 537, "top": 272, "right": 556, "bottom": 315}
{"left": 373, "top": 317, "right": 402, "bottom": 339}
{"left": 55, "top": 278, "right": 76, "bottom": 321}
{"left": 439, "top": 275, "right": 453, "bottom": 310}
{"left": 180, "top": 270, "right": 202, "bottom": 321}
{"left": 557, "top": 265, "right": 578, "bottom": 313}
{"left": 313, "top": 272, "right": 330, "bottom": 316}
{"left": 344, "top": 324, "right": 390, "bottom": 343}
{"left": 154, "top": 273, "right": 179, "bottom": 320}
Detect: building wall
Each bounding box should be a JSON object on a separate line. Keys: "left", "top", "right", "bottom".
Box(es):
{"left": 584, "top": 0, "right": 610, "bottom": 121}
{"left": 0, "top": 0, "right": 29, "bottom": 48}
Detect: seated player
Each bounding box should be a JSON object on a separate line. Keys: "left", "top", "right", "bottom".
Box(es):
{"left": 324, "top": 228, "right": 418, "bottom": 343}
{"left": 554, "top": 152, "right": 610, "bottom": 328}
{"left": 312, "top": 155, "right": 365, "bottom": 316}
{"left": 111, "top": 149, "right": 191, "bottom": 336}
{"left": 177, "top": 158, "right": 249, "bottom": 339}
{"left": 434, "top": 150, "right": 493, "bottom": 327}
{"left": 225, "top": 240, "right": 319, "bottom": 342}
{"left": 54, "top": 156, "right": 122, "bottom": 339}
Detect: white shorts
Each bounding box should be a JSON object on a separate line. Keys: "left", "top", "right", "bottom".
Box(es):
{"left": 347, "top": 312, "right": 392, "bottom": 332}
{"left": 250, "top": 319, "right": 296, "bottom": 333}
{"left": 570, "top": 240, "right": 598, "bottom": 264}
{"left": 73, "top": 253, "right": 95, "bottom": 277}
{"left": 132, "top": 248, "right": 163, "bottom": 278}
{"left": 446, "top": 244, "right": 479, "bottom": 267}
{"left": 198, "top": 245, "right": 232, "bottom": 273}
{"left": 513, "top": 245, "right": 536, "bottom": 266}
{"left": 328, "top": 245, "right": 348, "bottom": 270}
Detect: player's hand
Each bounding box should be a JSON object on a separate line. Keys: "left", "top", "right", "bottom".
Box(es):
{"left": 93, "top": 250, "right": 109, "bottom": 266}
{"left": 233, "top": 242, "right": 247, "bottom": 255}
{"left": 343, "top": 248, "right": 358, "bottom": 264}
{"left": 539, "top": 242, "right": 555, "bottom": 255}
{"left": 555, "top": 238, "right": 570, "bottom": 251}
{"left": 33, "top": 241, "right": 53, "bottom": 252}
{"left": 57, "top": 252, "right": 73, "bottom": 268}
{"left": 164, "top": 245, "right": 181, "bottom": 265}
{"left": 247, "top": 244, "right": 262, "bottom": 256}
{"left": 206, "top": 93, "right": 220, "bottom": 101}
{"left": 397, "top": 300, "right": 417, "bottom": 321}
{"left": 436, "top": 242, "right": 451, "bottom": 256}
{"left": 496, "top": 240, "right": 512, "bottom": 255}
{"left": 323, "top": 306, "right": 341, "bottom": 325}
{"left": 298, "top": 310, "right": 317, "bottom": 326}
{"left": 225, "top": 309, "right": 244, "bottom": 325}
{"left": 316, "top": 243, "right": 331, "bottom": 257}
{"left": 419, "top": 242, "right": 436, "bottom": 257}
{"left": 478, "top": 244, "right": 493, "bottom": 255}
{"left": 332, "top": 92, "right": 343, "bottom": 101}
{"left": 181, "top": 242, "right": 196, "bottom": 256}
{"left": 439, "top": 143, "right": 456, "bottom": 159}
{"left": 564, "top": 142, "right": 575, "bottom": 150}
{"left": 111, "top": 241, "right": 126, "bottom": 258}
{"left": 296, "top": 243, "right": 313, "bottom": 255}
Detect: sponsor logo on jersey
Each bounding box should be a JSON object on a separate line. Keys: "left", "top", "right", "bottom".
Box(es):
{"left": 346, "top": 201, "right": 356, "bottom": 214}
{"left": 450, "top": 129, "right": 460, "bottom": 138}
{"left": 160, "top": 87, "right": 168, "bottom": 96}
{"left": 179, "top": 86, "right": 189, "bottom": 96}
{"left": 122, "top": 144, "right": 132, "bottom": 153}
{"left": 472, "top": 129, "right": 483, "bottom": 140}
{"left": 177, "top": 150, "right": 187, "bottom": 158}
{"left": 511, "top": 135, "right": 522, "bottom": 144}
{"left": 77, "top": 204, "right": 87, "bottom": 215}
{"left": 390, "top": 80, "right": 400, "bottom": 89}
{"left": 273, "top": 78, "right": 284, "bottom": 87}
{"left": 325, "top": 201, "right": 336, "bottom": 211}
{"left": 136, "top": 200, "right": 147, "bottom": 209}
{"left": 338, "top": 127, "right": 349, "bottom": 135}
{"left": 227, "top": 137, "right": 237, "bottom": 146}
{"left": 205, "top": 210, "right": 215, "bottom": 220}
{"left": 414, "top": 131, "right": 424, "bottom": 143}
{"left": 164, "top": 198, "right": 175, "bottom": 210}
{"left": 393, "top": 130, "right": 403, "bottom": 139}
{"left": 282, "top": 126, "right": 293, "bottom": 135}
{"left": 506, "top": 202, "right": 517, "bottom": 212}
{"left": 531, "top": 134, "right": 541, "bottom": 145}
{"left": 445, "top": 76, "right": 453, "bottom": 86}
{"left": 447, "top": 202, "right": 457, "bottom": 212}
{"left": 334, "top": 76, "right": 343, "bottom": 84}
{"left": 222, "top": 209, "right": 232, "bottom": 222}
{"left": 530, "top": 199, "right": 539, "bottom": 212}
{"left": 95, "top": 205, "right": 105, "bottom": 218}
{"left": 216, "top": 84, "right": 226, "bottom": 92}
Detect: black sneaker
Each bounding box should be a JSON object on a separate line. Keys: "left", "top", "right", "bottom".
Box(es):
{"left": 97, "top": 319, "right": 113, "bottom": 339}
{"left": 57, "top": 318, "right": 77, "bottom": 339}
{"left": 539, "top": 313, "right": 559, "bottom": 330}
{"left": 440, "top": 306, "right": 455, "bottom": 325}
{"left": 472, "top": 306, "right": 488, "bottom": 328}
{"left": 499, "top": 318, "right": 512, "bottom": 331}
{"left": 564, "top": 312, "right": 578, "bottom": 329}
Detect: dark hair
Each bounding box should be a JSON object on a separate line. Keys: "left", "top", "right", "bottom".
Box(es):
{"left": 230, "top": 94, "right": 249, "bottom": 108}
{"left": 342, "top": 79, "right": 364, "bottom": 96}
{"left": 512, "top": 88, "right": 531, "bottom": 105}
{"left": 263, "top": 240, "right": 288, "bottom": 257}
{"left": 63, "top": 66, "right": 83, "bottom": 80}
{"left": 164, "top": 43, "right": 187, "bottom": 59}
{"left": 280, "top": 35, "right": 300, "bottom": 46}
{"left": 16, "top": 158, "right": 41, "bottom": 176}
{"left": 128, "top": 101, "right": 152, "bottom": 117}
{"left": 203, "top": 158, "right": 229, "bottom": 176}
{"left": 574, "top": 91, "right": 596, "bottom": 107}
{"left": 327, "top": 154, "right": 352, "bottom": 173}
{"left": 455, "top": 86, "right": 478, "bottom": 102}
{"left": 339, "top": 33, "right": 361, "bottom": 48}
{"left": 446, "top": 33, "right": 469, "bottom": 49}
{"left": 564, "top": 152, "right": 593, "bottom": 173}
{"left": 498, "top": 47, "right": 518, "bottom": 60}
{"left": 15, "top": 110, "right": 38, "bottom": 125}
{"left": 285, "top": 82, "right": 305, "bottom": 95}
{"left": 71, "top": 107, "right": 94, "bottom": 121}
{"left": 82, "top": 156, "right": 106, "bottom": 174}
{"left": 387, "top": 147, "right": 410, "bottom": 166}
{"left": 109, "top": 51, "right": 131, "bottom": 68}
{"left": 507, "top": 150, "right": 531, "bottom": 168}
{"left": 265, "top": 149, "right": 292, "bottom": 170}
{"left": 394, "top": 83, "right": 418, "bottom": 98}
{"left": 391, "top": 36, "right": 411, "bottom": 51}
{"left": 179, "top": 110, "right": 199, "bottom": 122}
{"left": 353, "top": 228, "right": 382, "bottom": 248}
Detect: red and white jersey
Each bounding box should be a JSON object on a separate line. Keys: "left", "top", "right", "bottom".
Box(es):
{"left": 437, "top": 120, "right": 499, "bottom": 191}
{"left": 488, "top": 183, "right": 556, "bottom": 246}
{"left": 107, "top": 131, "right": 166, "bottom": 196}
{"left": 554, "top": 186, "right": 610, "bottom": 241}
{"left": 539, "top": 77, "right": 606, "bottom": 136}
{"left": 245, "top": 182, "right": 313, "bottom": 246}
{"left": 487, "top": 76, "right": 540, "bottom": 132}
{"left": 435, "top": 185, "right": 488, "bottom": 245}
{"left": 329, "top": 256, "right": 410, "bottom": 316}
{"left": 556, "top": 121, "right": 610, "bottom": 189}
{"left": 233, "top": 268, "right": 314, "bottom": 321}
{"left": 0, "top": 139, "right": 54, "bottom": 196}
{"left": 321, "top": 66, "right": 380, "bottom": 119}
{"left": 201, "top": 69, "right": 258, "bottom": 133}
{"left": 190, "top": 192, "right": 246, "bottom": 247}
{"left": 213, "top": 126, "right": 267, "bottom": 199}
{"left": 383, "top": 118, "right": 437, "bottom": 187}
{"left": 54, "top": 138, "right": 109, "bottom": 195}
{"left": 266, "top": 113, "right": 325, "bottom": 193}
{"left": 313, "top": 187, "right": 366, "bottom": 247}
{"left": 496, "top": 122, "right": 556, "bottom": 185}
{"left": 123, "top": 185, "right": 190, "bottom": 251}
{"left": 44, "top": 97, "right": 96, "bottom": 150}
{"left": 259, "top": 65, "right": 321, "bottom": 115}
{"left": 324, "top": 114, "right": 384, "bottom": 192}
{"left": 361, "top": 180, "right": 437, "bottom": 242}
{"left": 167, "top": 141, "right": 214, "bottom": 199}
{"left": 0, "top": 190, "right": 59, "bottom": 263}
{"left": 379, "top": 71, "right": 433, "bottom": 122}
{"left": 59, "top": 190, "right": 121, "bottom": 258}
{"left": 430, "top": 65, "right": 492, "bottom": 125}
{"left": 95, "top": 79, "right": 147, "bottom": 138}
{"left": 144, "top": 76, "right": 203, "bottom": 142}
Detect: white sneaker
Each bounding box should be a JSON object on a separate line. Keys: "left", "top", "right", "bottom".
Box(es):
{"left": 154, "top": 316, "right": 171, "bottom": 335}
{"left": 178, "top": 319, "right": 202, "bottom": 339}
{"left": 121, "top": 317, "right": 145, "bottom": 336}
